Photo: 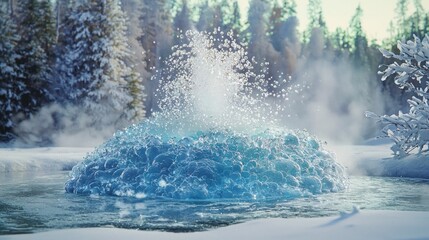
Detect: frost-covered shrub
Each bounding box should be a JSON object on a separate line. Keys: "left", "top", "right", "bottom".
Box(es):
{"left": 367, "top": 35, "right": 429, "bottom": 156}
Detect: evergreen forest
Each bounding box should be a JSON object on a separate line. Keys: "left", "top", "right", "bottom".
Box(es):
{"left": 1, "top": 0, "right": 428, "bottom": 145}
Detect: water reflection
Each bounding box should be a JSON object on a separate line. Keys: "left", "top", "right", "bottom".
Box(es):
{"left": 1, "top": 171, "right": 429, "bottom": 234}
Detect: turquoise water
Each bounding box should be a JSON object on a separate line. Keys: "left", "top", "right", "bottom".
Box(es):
{"left": 1, "top": 171, "right": 428, "bottom": 234}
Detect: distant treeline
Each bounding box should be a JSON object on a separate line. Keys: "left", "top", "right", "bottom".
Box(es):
{"left": 0, "top": 0, "right": 428, "bottom": 144}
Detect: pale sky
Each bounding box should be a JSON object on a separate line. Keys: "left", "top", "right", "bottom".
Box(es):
{"left": 238, "top": 0, "right": 429, "bottom": 42}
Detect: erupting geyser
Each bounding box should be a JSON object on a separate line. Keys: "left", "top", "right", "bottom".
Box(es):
{"left": 65, "top": 31, "right": 347, "bottom": 200}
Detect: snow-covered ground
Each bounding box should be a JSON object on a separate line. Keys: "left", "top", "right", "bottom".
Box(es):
{"left": 1, "top": 210, "right": 429, "bottom": 240}
{"left": 0, "top": 147, "right": 92, "bottom": 173}
{"left": 1, "top": 142, "right": 428, "bottom": 239}
{"left": 327, "top": 140, "right": 429, "bottom": 179}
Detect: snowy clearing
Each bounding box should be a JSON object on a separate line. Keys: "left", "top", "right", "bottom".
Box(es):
{"left": 0, "top": 147, "right": 92, "bottom": 172}
{"left": 328, "top": 142, "right": 429, "bottom": 179}
{"left": 1, "top": 210, "right": 428, "bottom": 240}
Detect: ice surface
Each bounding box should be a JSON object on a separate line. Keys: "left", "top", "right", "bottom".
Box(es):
{"left": 65, "top": 124, "right": 347, "bottom": 200}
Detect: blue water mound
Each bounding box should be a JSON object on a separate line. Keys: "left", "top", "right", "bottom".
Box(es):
{"left": 65, "top": 123, "right": 347, "bottom": 200}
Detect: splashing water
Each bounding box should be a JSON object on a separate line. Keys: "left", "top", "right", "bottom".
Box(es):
{"left": 65, "top": 31, "right": 347, "bottom": 200}
{"left": 154, "top": 31, "right": 282, "bottom": 135}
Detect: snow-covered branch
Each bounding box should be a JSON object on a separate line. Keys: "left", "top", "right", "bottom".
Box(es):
{"left": 369, "top": 35, "right": 429, "bottom": 157}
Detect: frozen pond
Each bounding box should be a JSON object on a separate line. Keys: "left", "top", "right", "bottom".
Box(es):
{"left": 1, "top": 171, "right": 429, "bottom": 235}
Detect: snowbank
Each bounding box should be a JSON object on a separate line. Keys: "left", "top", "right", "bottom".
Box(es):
{"left": 357, "top": 154, "right": 429, "bottom": 178}
{"left": 1, "top": 210, "right": 428, "bottom": 240}
{"left": 328, "top": 142, "right": 429, "bottom": 178}
{"left": 0, "top": 147, "right": 92, "bottom": 172}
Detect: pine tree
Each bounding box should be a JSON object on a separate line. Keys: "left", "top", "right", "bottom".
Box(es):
{"left": 139, "top": 0, "right": 173, "bottom": 72}
{"left": 14, "top": 0, "right": 55, "bottom": 124}
{"left": 305, "top": 0, "right": 327, "bottom": 42}
{"left": 281, "top": 0, "right": 297, "bottom": 17}
{"left": 54, "top": 0, "right": 72, "bottom": 42}
{"left": 306, "top": 27, "right": 325, "bottom": 59}
{"left": 217, "top": 0, "right": 233, "bottom": 32}
{"left": 423, "top": 14, "right": 429, "bottom": 37}
{"left": 266, "top": 1, "right": 299, "bottom": 78}
{"left": 409, "top": 0, "right": 425, "bottom": 39}
{"left": 57, "top": 0, "right": 102, "bottom": 104}
{"left": 97, "top": 0, "right": 138, "bottom": 123}
{"left": 173, "top": 0, "right": 193, "bottom": 45}
{"left": 0, "top": 11, "right": 24, "bottom": 141}
{"left": 394, "top": 0, "right": 409, "bottom": 39}
{"left": 39, "top": 0, "right": 56, "bottom": 60}
{"left": 247, "top": 0, "right": 281, "bottom": 93}
{"left": 121, "top": 0, "right": 149, "bottom": 119}
{"left": 17, "top": 0, "right": 56, "bottom": 63}
{"left": 195, "top": 0, "right": 231, "bottom": 35}
{"left": 196, "top": 1, "right": 213, "bottom": 32}
{"left": 247, "top": 0, "right": 269, "bottom": 60}
{"left": 105, "top": 0, "right": 146, "bottom": 125}
{"left": 210, "top": 1, "right": 236, "bottom": 46}
{"left": 229, "top": 1, "right": 242, "bottom": 38}
{"left": 349, "top": 4, "right": 369, "bottom": 67}
{"left": 269, "top": 1, "right": 282, "bottom": 49}
{"left": 126, "top": 70, "right": 146, "bottom": 122}
{"left": 330, "top": 28, "right": 351, "bottom": 58}
{"left": 212, "top": 4, "right": 223, "bottom": 32}
{"left": 270, "top": 0, "right": 298, "bottom": 52}
{"left": 7, "top": 0, "right": 14, "bottom": 16}
{"left": 383, "top": 0, "right": 427, "bottom": 47}
{"left": 58, "top": 0, "right": 143, "bottom": 126}
{"left": 53, "top": 0, "right": 75, "bottom": 102}
{"left": 248, "top": 0, "right": 269, "bottom": 46}
{"left": 139, "top": 0, "right": 173, "bottom": 113}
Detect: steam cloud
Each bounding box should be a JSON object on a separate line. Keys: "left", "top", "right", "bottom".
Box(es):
{"left": 281, "top": 58, "right": 387, "bottom": 144}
